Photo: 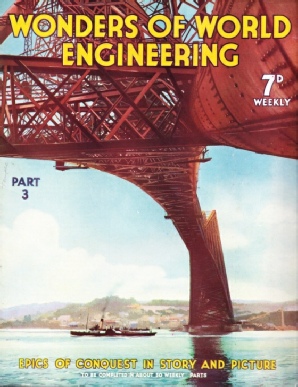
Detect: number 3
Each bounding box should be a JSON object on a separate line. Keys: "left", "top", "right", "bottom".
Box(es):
{"left": 22, "top": 189, "right": 29, "bottom": 200}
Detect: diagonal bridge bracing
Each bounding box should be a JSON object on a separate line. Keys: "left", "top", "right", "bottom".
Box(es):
{"left": 0, "top": 0, "right": 237, "bottom": 332}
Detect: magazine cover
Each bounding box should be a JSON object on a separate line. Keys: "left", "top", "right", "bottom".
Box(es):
{"left": 0, "top": 0, "right": 297, "bottom": 386}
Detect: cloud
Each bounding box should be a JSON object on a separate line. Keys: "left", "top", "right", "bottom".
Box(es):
{"left": 220, "top": 227, "right": 249, "bottom": 250}
{"left": 199, "top": 154, "right": 297, "bottom": 302}
{"left": 229, "top": 279, "right": 294, "bottom": 302}
{"left": 0, "top": 209, "right": 189, "bottom": 308}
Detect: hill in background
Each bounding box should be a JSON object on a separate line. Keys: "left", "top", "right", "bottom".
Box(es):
{"left": 0, "top": 297, "right": 297, "bottom": 330}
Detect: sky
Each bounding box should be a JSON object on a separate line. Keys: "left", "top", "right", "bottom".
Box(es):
{"left": 0, "top": 1, "right": 297, "bottom": 309}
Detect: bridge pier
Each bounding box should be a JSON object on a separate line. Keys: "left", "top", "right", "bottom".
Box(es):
{"left": 89, "top": 153, "right": 237, "bottom": 333}
{"left": 0, "top": 29, "right": 238, "bottom": 333}
{"left": 187, "top": 245, "right": 239, "bottom": 334}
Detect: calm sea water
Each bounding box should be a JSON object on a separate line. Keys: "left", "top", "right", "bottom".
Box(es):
{"left": 0, "top": 329, "right": 297, "bottom": 386}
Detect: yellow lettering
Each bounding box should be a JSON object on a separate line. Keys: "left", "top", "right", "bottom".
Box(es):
{"left": 174, "top": 43, "right": 190, "bottom": 66}
{"left": 195, "top": 15, "right": 218, "bottom": 38}
{"left": 125, "top": 15, "right": 138, "bottom": 39}
{"left": 76, "top": 15, "right": 93, "bottom": 38}
{"left": 201, "top": 360, "right": 210, "bottom": 369}
{"left": 108, "top": 15, "right": 123, "bottom": 38}
{"left": 127, "top": 43, "right": 144, "bottom": 66}
{"left": 217, "top": 15, "right": 241, "bottom": 38}
{"left": 242, "top": 16, "right": 259, "bottom": 38}
{"left": 219, "top": 43, "right": 239, "bottom": 67}
{"left": 32, "top": 15, "right": 56, "bottom": 37}
{"left": 173, "top": 15, "right": 186, "bottom": 38}
{"left": 94, "top": 43, "right": 114, "bottom": 66}
{"left": 260, "top": 15, "right": 271, "bottom": 38}
{"left": 273, "top": 15, "right": 291, "bottom": 38}
{"left": 77, "top": 43, "right": 93, "bottom": 66}
{"left": 231, "top": 360, "right": 237, "bottom": 369}
{"left": 94, "top": 15, "right": 106, "bottom": 38}
{"left": 201, "top": 43, "right": 218, "bottom": 66}
{"left": 160, "top": 43, "right": 172, "bottom": 66}
{"left": 148, "top": 15, "right": 171, "bottom": 38}
{"left": 62, "top": 43, "right": 75, "bottom": 66}
{"left": 192, "top": 44, "right": 199, "bottom": 66}
{"left": 146, "top": 43, "right": 159, "bottom": 66}
{"left": 9, "top": 14, "right": 33, "bottom": 38}
{"left": 160, "top": 359, "right": 166, "bottom": 369}
{"left": 117, "top": 43, "right": 123, "bottom": 66}
{"left": 188, "top": 359, "right": 197, "bottom": 369}
{"left": 76, "top": 359, "right": 84, "bottom": 369}
{"left": 57, "top": 15, "right": 73, "bottom": 38}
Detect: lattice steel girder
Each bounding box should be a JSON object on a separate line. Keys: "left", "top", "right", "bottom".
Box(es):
{"left": 0, "top": 0, "right": 234, "bottom": 328}
{"left": 0, "top": 130, "right": 234, "bottom": 326}
{"left": 0, "top": 55, "right": 198, "bottom": 145}
{"left": 0, "top": 137, "right": 214, "bottom": 159}
{"left": 0, "top": 53, "right": 234, "bottom": 327}
{"left": 87, "top": 151, "right": 234, "bottom": 326}
{"left": 15, "top": 0, "right": 216, "bottom": 57}
{"left": 0, "top": 0, "right": 39, "bottom": 44}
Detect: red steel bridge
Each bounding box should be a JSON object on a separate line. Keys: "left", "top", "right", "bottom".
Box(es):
{"left": 0, "top": 0, "right": 297, "bottom": 333}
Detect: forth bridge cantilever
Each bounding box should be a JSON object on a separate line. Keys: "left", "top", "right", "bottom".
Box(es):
{"left": 0, "top": 0, "right": 297, "bottom": 333}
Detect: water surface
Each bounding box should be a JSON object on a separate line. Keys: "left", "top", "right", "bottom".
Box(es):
{"left": 0, "top": 329, "right": 297, "bottom": 386}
